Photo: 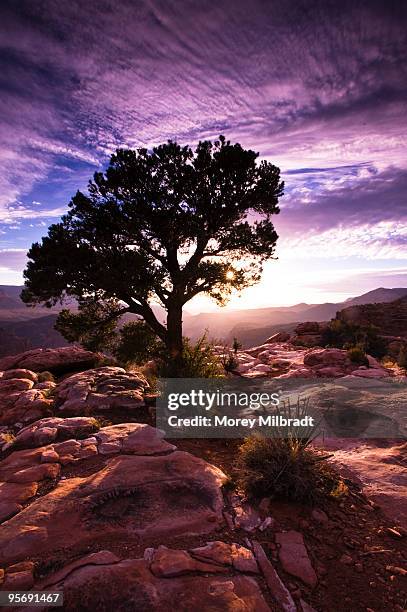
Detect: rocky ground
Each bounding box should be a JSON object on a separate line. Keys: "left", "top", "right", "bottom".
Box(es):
{"left": 0, "top": 346, "right": 405, "bottom": 611}
{"left": 214, "top": 331, "right": 393, "bottom": 379}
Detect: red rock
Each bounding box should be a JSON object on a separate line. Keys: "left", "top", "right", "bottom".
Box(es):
{"left": 252, "top": 540, "right": 296, "bottom": 612}
{"left": 330, "top": 442, "right": 407, "bottom": 525}
{"left": 2, "top": 369, "right": 38, "bottom": 383}
{"left": 3, "top": 569, "right": 34, "bottom": 590}
{"left": 36, "top": 555, "right": 270, "bottom": 612}
{"left": 0, "top": 525, "right": 48, "bottom": 561}
{"left": 304, "top": 348, "right": 348, "bottom": 367}
{"left": 295, "top": 322, "right": 321, "bottom": 334}
{"left": 0, "top": 347, "right": 100, "bottom": 374}
{"left": 0, "top": 378, "right": 34, "bottom": 392}
{"left": 0, "top": 501, "right": 22, "bottom": 523}
{"left": 95, "top": 423, "right": 175, "bottom": 456}
{"left": 150, "top": 546, "right": 228, "bottom": 577}
{"left": 55, "top": 367, "right": 147, "bottom": 415}
{"left": 190, "top": 541, "right": 258, "bottom": 573}
{"left": 0, "top": 481, "right": 38, "bottom": 503}
{"left": 0, "top": 451, "right": 227, "bottom": 564}
{"left": 7, "top": 462, "right": 60, "bottom": 483}
{"left": 40, "top": 551, "right": 121, "bottom": 587}
{"left": 7, "top": 560, "right": 34, "bottom": 573}
{"left": 40, "top": 449, "right": 60, "bottom": 463}
{"left": 275, "top": 531, "right": 317, "bottom": 588}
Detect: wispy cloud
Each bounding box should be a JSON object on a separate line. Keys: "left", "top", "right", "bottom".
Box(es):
{"left": 0, "top": 0, "right": 406, "bottom": 291}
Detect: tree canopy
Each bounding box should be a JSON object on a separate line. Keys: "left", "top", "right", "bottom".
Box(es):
{"left": 22, "top": 136, "right": 283, "bottom": 362}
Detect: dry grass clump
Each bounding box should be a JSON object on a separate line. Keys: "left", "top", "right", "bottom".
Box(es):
{"left": 234, "top": 434, "right": 339, "bottom": 503}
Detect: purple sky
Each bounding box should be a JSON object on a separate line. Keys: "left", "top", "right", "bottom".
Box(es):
{"left": 0, "top": 0, "right": 406, "bottom": 310}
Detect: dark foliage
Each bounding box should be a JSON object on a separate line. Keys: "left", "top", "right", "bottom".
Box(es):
{"left": 113, "top": 320, "right": 164, "bottom": 365}
{"left": 234, "top": 435, "right": 338, "bottom": 503}
{"left": 321, "top": 319, "right": 387, "bottom": 358}
{"left": 55, "top": 300, "right": 121, "bottom": 352}
{"left": 347, "top": 345, "right": 369, "bottom": 366}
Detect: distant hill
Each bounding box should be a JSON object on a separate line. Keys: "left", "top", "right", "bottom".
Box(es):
{"left": 0, "top": 285, "right": 406, "bottom": 356}
{"left": 338, "top": 294, "right": 407, "bottom": 337}
{"left": 343, "top": 287, "right": 407, "bottom": 306}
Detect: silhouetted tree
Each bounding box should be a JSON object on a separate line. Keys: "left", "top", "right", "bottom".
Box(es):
{"left": 22, "top": 136, "right": 283, "bottom": 370}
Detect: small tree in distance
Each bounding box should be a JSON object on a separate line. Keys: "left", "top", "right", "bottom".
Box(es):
{"left": 22, "top": 136, "right": 283, "bottom": 372}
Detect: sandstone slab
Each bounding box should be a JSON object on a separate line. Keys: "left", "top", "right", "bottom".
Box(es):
{"left": 35, "top": 554, "right": 270, "bottom": 612}
{"left": 275, "top": 530, "right": 317, "bottom": 588}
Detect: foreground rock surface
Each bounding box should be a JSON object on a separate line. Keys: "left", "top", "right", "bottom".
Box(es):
{"left": 329, "top": 441, "right": 407, "bottom": 524}
{"left": 32, "top": 550, "right": 270, "bottom": 612}
{"left": 0, "top": 448, "right": 226, "bottom": 564}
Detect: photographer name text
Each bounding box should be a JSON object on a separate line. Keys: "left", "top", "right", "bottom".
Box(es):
{"left": 167, "top": 414, "right": 315, "bottom": 428}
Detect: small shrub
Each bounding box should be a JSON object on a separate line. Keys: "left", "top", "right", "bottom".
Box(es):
{"left": 347, "top": 345, "right": 369, "bottom": 366}
{"left": 232, "top": 337, "right": 242, "bottom": 354}
{"left": 220, "top": 351, "right": 239, "bottom": 372}
{"left": 234, "top": 434, "right": 337, "bottom": 503}
{"left": 37, "top": 371, "right": 55, "bottom": 383}
{"left": 159, "top": 335, "right": 223, "bottom": 378}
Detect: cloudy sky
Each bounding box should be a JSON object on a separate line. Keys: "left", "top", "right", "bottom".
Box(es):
{"left": 0, "top": 0, "right": 406, "bottom": 311}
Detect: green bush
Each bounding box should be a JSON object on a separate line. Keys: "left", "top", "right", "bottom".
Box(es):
{"left": 347, "top": 345, "right": 369, "bottom": 366}
{"left": 159, "top": 335, "right": 223, "bottom": 378}
{"left": 113, "top": 321, "right": 164, "bottom": 366}
{"left": 234, "top": 434, "right": 337, "bottom": 503}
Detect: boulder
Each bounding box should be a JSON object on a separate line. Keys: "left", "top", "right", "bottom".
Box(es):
{"left": 54, "top": 367, "right": 148, "bottom": 415}
{"left": 295, "top": 322, "right": 321, "bottom": 334}
{"left": 0, "top": 378, "right": 34, "bottom": 392}
{"left": 95, "top": 423, "right": 176, "bottom": 455}
{"left": 0, "top": 347, "right": 100, "bottom": 375}
{"left": 1, "top": 369, "right": 38, "bottom": 383}
{"left": 304, "top": 348, "right": 348, "bottom": 367}
{"left": 11, "top": 416, "right": 101, "bottom": 449}
{"left": 351, "top": 368, "right": 390, "bottom": 378}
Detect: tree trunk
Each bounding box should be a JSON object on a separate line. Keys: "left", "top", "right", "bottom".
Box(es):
{"left": 166, "top": 301, "right": 183, "bottom": 363}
